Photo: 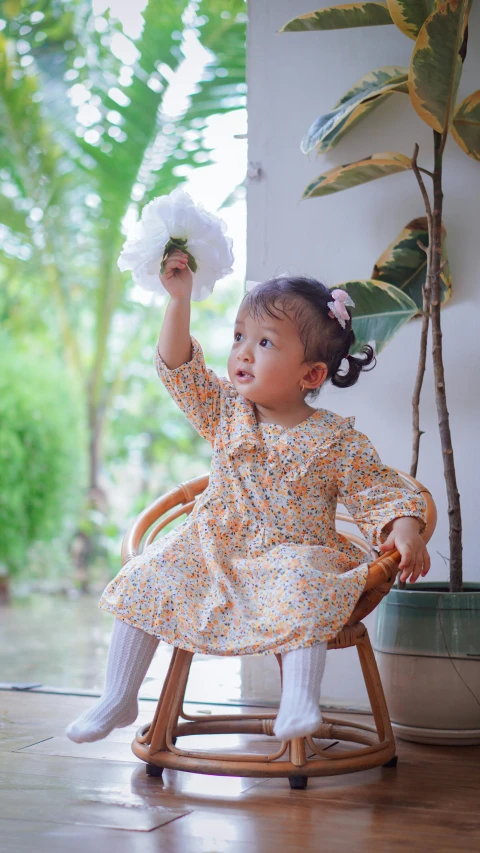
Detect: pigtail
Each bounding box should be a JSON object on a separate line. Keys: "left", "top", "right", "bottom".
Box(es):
{"left": 331, "top": 344, "right": 376, "bottom": 389}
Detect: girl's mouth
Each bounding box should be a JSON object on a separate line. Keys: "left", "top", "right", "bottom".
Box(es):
{"left": 236, "top": 370, "right": 254, "bottom": 382}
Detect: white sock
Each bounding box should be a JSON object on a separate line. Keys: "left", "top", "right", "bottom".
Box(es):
{"left": 273, "top": 642, "right": 327, "bottom": 740}
{"left": 66, "top": 619, "right": 159, "bottom": 743}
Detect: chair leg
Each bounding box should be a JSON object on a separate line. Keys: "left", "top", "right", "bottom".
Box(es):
{"left": 139, "top": 647, "right": 182, "bottom": 745}
{"left": 146, "top": 763, "right": 164, "bottom": 777}
{"left": 355, "top": 629, "right": 394, "bottom": 746}
{"left": 149, "top": 649, "right": 194, "bottom": 754}
{"left": 289, "top": 737, "right": 307, "bottom": 767}
{"left": 289, "top": 775, "right": 308, "bottom": 790}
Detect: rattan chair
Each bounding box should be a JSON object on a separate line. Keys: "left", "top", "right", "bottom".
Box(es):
{"left": 125, "top": 471, "right": 436, "bottom": 789}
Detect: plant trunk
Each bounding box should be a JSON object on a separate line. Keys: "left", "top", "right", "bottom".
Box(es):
{"left": 71, "top": 399, "right": 107, "bottom": 592}
{"left": 430, "top": 131, "right": 463, "bottom": 592}
{"left": 88, "top": 400, "right": 104, "bottom": 495}
{"left": 0, "top": 573, "right": 10, "bottom": 606}
{"left": 403, "top": 280, "right": 430, "bottom": 590}
{"left": 410, "top": 144, "right": 433, "bottom": 481}
{"left": 410, "top": 294, "right": 430, "bottom": 479}
{"left": 405, "top": 147, "right": 434, "bottom": 590}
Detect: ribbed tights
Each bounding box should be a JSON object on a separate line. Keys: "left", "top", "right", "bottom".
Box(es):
{"left": 66, "top": 619, "right": 159, "bottom": 743}
{"left": 273, "top": 642, "right": 328, "bottom": 740}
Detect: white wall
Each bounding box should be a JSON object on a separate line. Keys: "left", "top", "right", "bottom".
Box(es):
{"left": 245, "top": 0, "right": 480, "bottom": 709}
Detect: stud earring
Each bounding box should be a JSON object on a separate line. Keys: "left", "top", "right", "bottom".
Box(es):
{"left": 300, "top": 382, "right": 305, "bottom": 393}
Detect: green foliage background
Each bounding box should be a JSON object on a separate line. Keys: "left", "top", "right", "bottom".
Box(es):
{"left": 0, "top": 0, "right": 246, "bottom": 587}
{"left": 0, "top": 335, "right": 86, "bottom": 575}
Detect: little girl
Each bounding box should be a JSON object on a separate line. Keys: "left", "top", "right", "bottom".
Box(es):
{"left": 67, "top": 249, "right": 430, "bottom": 744}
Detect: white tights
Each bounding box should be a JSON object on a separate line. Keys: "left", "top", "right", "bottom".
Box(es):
{"left": 273, "top": 642, "right": 327, "bottom": 740}
{"left": 66, "top": 618, "right": 327, "bottom": 743}
{"left": 66, "top": 619, "right": 159, "bottom": 743}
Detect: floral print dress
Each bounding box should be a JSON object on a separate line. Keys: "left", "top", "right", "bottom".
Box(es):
{"left": 99, "top": 338, "right": 426, "bottom": 656}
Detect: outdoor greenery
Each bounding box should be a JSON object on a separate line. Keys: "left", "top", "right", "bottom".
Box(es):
{"left": 281, "top": 0, "right": 479, "bottom": 590}
{"left": 0, "top": 0, "right": 246, "bottom": 587}
{"left": 0, "top": 335, "right": 85, "bottom": 577}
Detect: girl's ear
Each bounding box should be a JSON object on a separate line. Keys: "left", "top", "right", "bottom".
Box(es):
{"left": 302, "top": 362, "right": 328, "bottom": 390}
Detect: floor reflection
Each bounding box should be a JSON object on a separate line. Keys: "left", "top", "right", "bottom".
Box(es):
{"left": 0, "top": 593, "right": 280, "bottom": 707}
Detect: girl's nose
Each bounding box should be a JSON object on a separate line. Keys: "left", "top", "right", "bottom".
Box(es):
{"left": 237, "top": 344, "right": 252, "bottom": 362}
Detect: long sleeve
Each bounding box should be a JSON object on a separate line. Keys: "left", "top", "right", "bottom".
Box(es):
{"left": 335, "top": 428, "right": 427, "bottom": 547}
{"left": 155, "top": 337, "right": 228, "bottom": 444}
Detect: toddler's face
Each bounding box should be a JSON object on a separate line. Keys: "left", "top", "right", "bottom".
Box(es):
{"left": 227, "top": 306, "right": 312, "bottom": 406}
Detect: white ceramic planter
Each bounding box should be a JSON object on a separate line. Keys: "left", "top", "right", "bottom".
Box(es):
{"left": 374, "top": 583, "right": 480, "bottom": 745}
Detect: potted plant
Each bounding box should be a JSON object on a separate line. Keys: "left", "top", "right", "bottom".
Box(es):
{"left": 280, "top": 0, "right": 480, "bottom": 743}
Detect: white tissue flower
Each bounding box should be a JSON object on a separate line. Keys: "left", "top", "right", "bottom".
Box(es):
{"left": 117, "top": 188, "right": 234, "bottom": 301}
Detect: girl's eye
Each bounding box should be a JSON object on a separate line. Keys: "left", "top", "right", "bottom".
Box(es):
{"left": 260, "top": 338, "right": 273, "bottom": 348}
{"left": 234, "top": 332, "right": 242, "bottom": 342}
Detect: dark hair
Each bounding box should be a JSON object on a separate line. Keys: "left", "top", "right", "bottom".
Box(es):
{"left": 242, "top": 276, "right": 375, "bottom": 395}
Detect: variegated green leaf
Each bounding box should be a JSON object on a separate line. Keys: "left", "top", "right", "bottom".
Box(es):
{"left": 334, "top": 66, "right": 406, "bottom": 109}
{"left": 372, "top": 217, "right": 452, "bottom": 310}
{"left": 312, "top": 95, "right": 391, "bottom": 153}
{"left": 280, "top": 3, "right": 393, "bottom": 32}
{"left": 386, "top": 0, "right": 436, "bottom": 40}
{"left": 302, "top": 67, "right": 408, "bottom": 154}
{"left": 409, "top": 0, "right": 469, "bottom": 134}
{"left": 302, "top": 152, "right": 411, "bottom": 198}
{"left": 335, "top": 279, "right": 418, "bottom": 353}
{"left": 451, "top": 90, "right": 480, "bottom": 161}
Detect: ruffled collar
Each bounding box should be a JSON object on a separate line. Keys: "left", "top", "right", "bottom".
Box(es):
{"left": 225, "top": 393, "right": 354, "bottom": 478}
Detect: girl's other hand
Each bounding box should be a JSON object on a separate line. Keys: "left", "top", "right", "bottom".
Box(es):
{"left": 379, "top": 517, "right": 431, "bottom": 584}
{"left": 160, "top": 249, "right": 193, "bottom": 300}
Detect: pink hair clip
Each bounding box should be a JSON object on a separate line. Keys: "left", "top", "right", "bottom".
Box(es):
{"left": 327, "top": 288, "right": 355, "bottom": 329}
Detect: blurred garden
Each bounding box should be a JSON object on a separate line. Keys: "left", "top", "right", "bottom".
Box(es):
{"left": 0, "top": 0, "right": 247, "bottom": 602}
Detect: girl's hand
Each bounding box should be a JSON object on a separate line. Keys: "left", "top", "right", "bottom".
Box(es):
{"left": 160, "top": 249, "right": 193, "bottom": 300}
{"left": 379, "top": 517, "right": 431, "bottom": 584}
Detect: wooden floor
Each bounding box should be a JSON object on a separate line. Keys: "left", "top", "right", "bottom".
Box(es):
{"left": 1, "top": 689, "right": 479, "bottom": 853}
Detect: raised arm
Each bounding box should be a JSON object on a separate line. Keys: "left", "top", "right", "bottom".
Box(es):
{"left": 155, "top": 248, "right": 227, "bottom": 444}
{"left": 157, "top": 248, "right": 193, "bottom": 369}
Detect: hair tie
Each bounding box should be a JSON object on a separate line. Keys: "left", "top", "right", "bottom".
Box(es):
{"left": 327, "top": 288, "right": 355, "bottom": 329}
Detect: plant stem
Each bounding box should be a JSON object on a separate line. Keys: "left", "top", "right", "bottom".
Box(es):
{"left": 410, "top": 144, "right": 433, "bottom": 479}
{"left": 418, "top": 167, "right": 434, "bottom": 179}
{"left": 430, "top": 131, "right": 463, "bottom": 591}
{"left": 410, "top": 309, "right": 429, "bottom": 479}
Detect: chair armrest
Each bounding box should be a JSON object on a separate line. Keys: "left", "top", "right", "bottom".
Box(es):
{"left": 363, "top": 549, "right": 401, "bottom": 591}
{"left": 346, "top": 550, "right": 401, "bottom": 625}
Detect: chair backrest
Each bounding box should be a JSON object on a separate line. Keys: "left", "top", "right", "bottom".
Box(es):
{"left": 121, "top": 470, "right": 436, "bottom": 625}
